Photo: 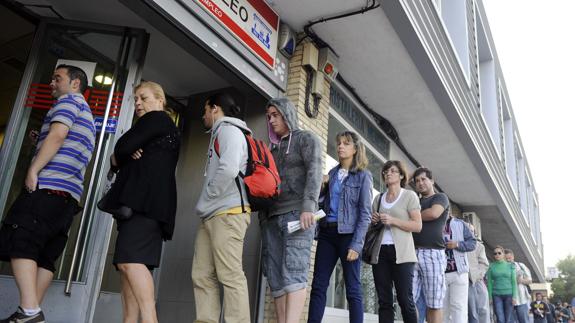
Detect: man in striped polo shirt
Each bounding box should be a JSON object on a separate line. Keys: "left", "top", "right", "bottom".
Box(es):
{"left": 0, "top": 64, "right": 95, "bottom": 323}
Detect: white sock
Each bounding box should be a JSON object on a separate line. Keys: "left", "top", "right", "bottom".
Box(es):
{"left": 22, "top": 307, "right": 41, "bottom": 316}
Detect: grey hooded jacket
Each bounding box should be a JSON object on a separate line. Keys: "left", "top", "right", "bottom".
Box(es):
{"left": 195, "top": 116, "right": 251, "bottom": 219}
{"left": 468, "top": 240, "right": 489, "bottom": 283}
{"left": 267, "top": 98, "right": 323, "bottom": 216}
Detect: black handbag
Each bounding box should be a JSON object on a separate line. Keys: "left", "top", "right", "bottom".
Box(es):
{"left": 96, "top": 169, "right": 133, "bottom": 221}
{"left": 361, "top": 193, "right": 384, "bottom": 264}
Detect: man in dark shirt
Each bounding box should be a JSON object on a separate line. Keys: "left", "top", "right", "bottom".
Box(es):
{"left": 412, "top": 167, "right": 450, "bottom": 323}
{"left": 531, "top": 293, "right": 549, "bottom": 323}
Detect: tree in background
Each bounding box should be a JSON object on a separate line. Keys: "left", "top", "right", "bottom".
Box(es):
{"left": 551, "top": 255, "right": 575, "bottom": 303}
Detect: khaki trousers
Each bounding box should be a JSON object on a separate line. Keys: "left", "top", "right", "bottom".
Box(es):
{"left": 192, "top": 213, "right": 251, "bottom": 323}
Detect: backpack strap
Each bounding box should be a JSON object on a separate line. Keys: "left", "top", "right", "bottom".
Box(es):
{"left": 235, "top": 177, "right": 246, "bottom": 213}
{"left": 258, "top": 140, "right": 269, "bottom": 167}
{"left": 213, "top": 124, "right": 249, "bottom": 213}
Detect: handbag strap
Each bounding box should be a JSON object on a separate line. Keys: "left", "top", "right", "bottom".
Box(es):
{"left": 376, "top": 192, "right": 383, "bottom": 213}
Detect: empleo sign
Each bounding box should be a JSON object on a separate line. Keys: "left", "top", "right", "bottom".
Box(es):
{"left": 191, "top": 0, "right": 279, "bottom": 69}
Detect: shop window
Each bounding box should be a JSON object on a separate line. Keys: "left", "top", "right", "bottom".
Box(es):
{"left": 329, "top": 85, "right": 390, "bottom": 161}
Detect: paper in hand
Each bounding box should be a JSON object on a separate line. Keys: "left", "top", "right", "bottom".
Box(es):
{"left": 287, "top": 209, "right": 326, "bottom": 233}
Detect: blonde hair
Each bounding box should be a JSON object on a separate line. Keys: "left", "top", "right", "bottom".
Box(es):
{"left": 134, "top": 81, "right": 166, "bottom": 108}
{"left": 336, "top": 131, "right": 369, "bottom": 172}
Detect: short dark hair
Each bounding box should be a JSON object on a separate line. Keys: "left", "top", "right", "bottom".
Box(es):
{"left": 413, "top": 167, "right": 433, "bottom": 181}
{"left": 206, "top": 92, "right": 241, "bottom": 117}
{"left": 56, "top": 64, "right": 88, "bottom": 93}
{"left": 382, "top": 160, "right": 408, "bottom": 188}
{"left": 504, "top": 249, "right": 514, "bottom": 255}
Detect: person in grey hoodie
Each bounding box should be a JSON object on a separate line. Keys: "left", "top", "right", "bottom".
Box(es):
{"left": 467, "top": 224, "right": 490, "bottom": 323}
{"left": 263, "top": 97, "right": 323, "bottom": 323}
{"left": 192, "top": 93, "right": 252, "bottom": 323}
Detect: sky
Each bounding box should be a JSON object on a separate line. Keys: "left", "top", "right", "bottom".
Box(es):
{"left": 482, "top": 0, "right": 575, "bottom": 270}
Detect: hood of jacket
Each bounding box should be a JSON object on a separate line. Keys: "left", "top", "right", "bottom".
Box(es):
{"left": 267, "top": 97, "right": 299, "bottom": 147}
{"left": 211, "top": 116, "right": 251, "bottom": 136}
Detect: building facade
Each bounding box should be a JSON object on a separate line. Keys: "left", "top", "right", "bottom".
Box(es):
{"left": 0, "top": 0, "right": 543, "bottom": 322}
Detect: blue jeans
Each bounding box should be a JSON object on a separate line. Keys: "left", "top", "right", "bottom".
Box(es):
{"left": 416, "top": 290, "right": 427, "bottom": 323}
{"left": 493, "top": 294, "right": 514, "bottom": 323}
{"left": 512, "top": 303, "right": 530, "bottom": 323}
{"left": 308, "top": 227, "right": 363, "bottom": 323}
{"left": 468, "top": 280, "right": 490, "bottom": 323}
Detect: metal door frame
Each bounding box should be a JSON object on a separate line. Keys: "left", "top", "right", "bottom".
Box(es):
{"left": 0, "top": 17, "right": 148, "bottom": 323}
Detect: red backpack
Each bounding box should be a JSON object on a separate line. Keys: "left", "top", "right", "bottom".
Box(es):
{"left": 214, "top": 127, "right": 281, "bottom": 212}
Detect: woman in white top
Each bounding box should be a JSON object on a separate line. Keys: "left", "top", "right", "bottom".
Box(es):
{"left": 370, "top": 160, "right": 422, "bottom": 323}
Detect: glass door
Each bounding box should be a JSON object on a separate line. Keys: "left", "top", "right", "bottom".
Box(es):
{"left": 0, "top": 18, "right": 147, "bottom": 322}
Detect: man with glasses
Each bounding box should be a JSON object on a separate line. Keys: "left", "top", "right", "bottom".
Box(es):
{"left": 0, "top": 64, "right": 95, "bottom": 323}
{"left": 412, "top": 167, "right": 450, "bottom": 323}
{"left": 504, "top": 249, "right": 532, "bottom": 323}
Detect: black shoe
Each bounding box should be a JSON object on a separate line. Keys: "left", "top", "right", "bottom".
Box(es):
{"left": 0, "top": 307, "right": 45, "bottom": 323}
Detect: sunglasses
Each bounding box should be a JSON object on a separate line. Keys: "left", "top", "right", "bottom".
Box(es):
{"left": 494, "top": 252, "right": 502, "bottom": 255}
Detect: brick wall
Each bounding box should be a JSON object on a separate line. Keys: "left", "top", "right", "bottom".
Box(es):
{"left": 261, "top": 38, "right": 331, "bottom": 323}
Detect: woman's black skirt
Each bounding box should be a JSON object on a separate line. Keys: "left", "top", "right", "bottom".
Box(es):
{"left": 113, "top": 213, "right": 163, "bottom": 270}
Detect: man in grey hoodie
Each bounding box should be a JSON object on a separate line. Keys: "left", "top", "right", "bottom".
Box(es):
{"left": 263, "top": 97, "right": 323, "bottom": 323}
{"left": 192, "top": 93, "right": 252, "bottom": 323}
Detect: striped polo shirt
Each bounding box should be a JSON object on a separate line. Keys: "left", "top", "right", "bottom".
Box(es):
{"left": 36, "top": 92, "right": 96, "bottom": 201}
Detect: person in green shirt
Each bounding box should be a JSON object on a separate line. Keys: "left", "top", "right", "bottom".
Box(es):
{"left": 486, "top": 245, "right": 517, "bottom": 323}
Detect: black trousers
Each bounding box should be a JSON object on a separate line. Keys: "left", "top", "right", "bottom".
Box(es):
{"left": 372, "top": 245, "right": 417, "bottom": 323}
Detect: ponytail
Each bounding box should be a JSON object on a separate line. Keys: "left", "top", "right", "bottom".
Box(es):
{"left": 206, "top": 93, "right": 241, "bottom": 117}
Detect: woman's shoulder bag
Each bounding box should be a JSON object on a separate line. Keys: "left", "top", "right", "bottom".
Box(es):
{"left": 361, "top": 192, "right": 384, "bottom": 264}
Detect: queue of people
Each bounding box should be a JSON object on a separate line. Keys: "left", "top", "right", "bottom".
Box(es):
{"left": 531, "top": 293, "right": 574, "bottom": 323}
{"left": 0, "top": 65, "right": 558, "bottom": 323}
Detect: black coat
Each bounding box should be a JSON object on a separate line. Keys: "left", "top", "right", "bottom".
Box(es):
{"left": 111, "top": 110, "right": 180, "bottom": 239}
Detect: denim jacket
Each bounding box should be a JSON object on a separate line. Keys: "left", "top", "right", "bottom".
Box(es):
{"left": 320, "top": 165, "right": 373, "bottom": 253}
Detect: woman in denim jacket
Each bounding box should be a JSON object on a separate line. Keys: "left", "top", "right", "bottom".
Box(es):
{"left": 308, "top": 131, "right": 373, "bottom": 323}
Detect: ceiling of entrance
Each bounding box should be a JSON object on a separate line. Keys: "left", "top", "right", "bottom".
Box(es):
{"left": 267, "top": 0, "right": 494, "bottom": 206}
{"left": 13, "top": 0, "right": 230, "bottom": 98}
